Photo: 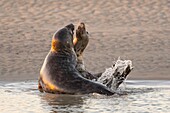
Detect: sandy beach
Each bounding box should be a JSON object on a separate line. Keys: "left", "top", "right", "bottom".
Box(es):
{"left": 0, "top": 0, "right": 170, "bottom": 82}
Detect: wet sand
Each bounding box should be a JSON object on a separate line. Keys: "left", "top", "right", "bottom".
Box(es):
{"left": 0, "top": 0, "right": 170, "bottom": 81}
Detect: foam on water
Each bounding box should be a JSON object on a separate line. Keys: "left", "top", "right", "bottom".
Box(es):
{"left": 97, "top": 58, "right": 133, "bottom": 90}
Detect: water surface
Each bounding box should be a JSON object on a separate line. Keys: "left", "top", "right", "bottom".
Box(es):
{"left": 0, "top": 80, "right": 170, "bottom": 113}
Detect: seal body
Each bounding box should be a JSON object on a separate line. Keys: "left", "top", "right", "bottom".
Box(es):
{"left": 38, "top": 24, "right": 114, "bottom": 95}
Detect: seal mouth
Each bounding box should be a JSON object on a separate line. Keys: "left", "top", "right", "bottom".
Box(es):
{"left": 65, "top": 23, "right": 75, "bottom": 36}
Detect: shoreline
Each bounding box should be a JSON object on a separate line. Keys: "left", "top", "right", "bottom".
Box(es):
{"left": 1, "top": 73, "right": 170, "bottom": 83}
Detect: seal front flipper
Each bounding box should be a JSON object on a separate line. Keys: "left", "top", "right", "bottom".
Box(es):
{"left": 73, "top": 22, "right": 97, "bottom": 80}
{"left": 38, "top": 78, "right": 43, "bottom": 92}
{"left": 74, "top": 22, "right": 89, "bottom": 71}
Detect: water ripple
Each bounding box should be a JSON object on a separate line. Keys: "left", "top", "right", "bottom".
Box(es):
{"left": 0, "top": 80, "right": 170, "bottom": 113}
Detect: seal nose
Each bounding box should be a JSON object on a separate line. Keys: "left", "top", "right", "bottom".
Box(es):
{"left": 65, "top": 23, "right": 74, "bottom": 32}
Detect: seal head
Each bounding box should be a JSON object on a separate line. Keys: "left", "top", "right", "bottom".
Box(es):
{"left": 51, "top": 24, "right": 75, "bottom": 53}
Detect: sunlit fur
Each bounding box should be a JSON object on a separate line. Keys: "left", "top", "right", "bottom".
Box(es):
{"left": 73, "top": 37, "right": 78, "bottom": 45}
{"left": 51, "top": 39, "right": 59, "bottom": 52}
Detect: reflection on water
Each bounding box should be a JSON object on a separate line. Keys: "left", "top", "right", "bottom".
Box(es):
{"left": 41, "top": 94, "right": 85, "bottom": 112}
{"left": 0, "top": 80, "right": 170, "bottom": 113}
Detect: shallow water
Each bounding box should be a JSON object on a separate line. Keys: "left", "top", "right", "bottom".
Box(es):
{"left": 0, "top": 80, "right": 170, "bottom": 113}
{"left": 0, "top": 0, "right": 170, "bottom": 81}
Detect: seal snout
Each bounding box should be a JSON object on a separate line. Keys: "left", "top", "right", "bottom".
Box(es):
{"left": 65, "top": 23, "right": 75, "bottom": 33}
{"left": 65, "top": 23, "right": 74, "bottom": 30}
